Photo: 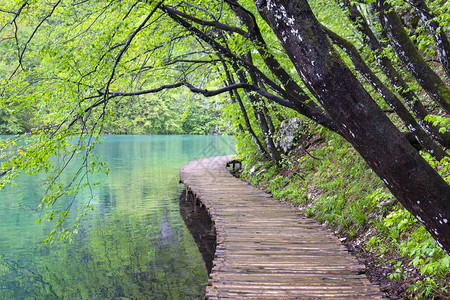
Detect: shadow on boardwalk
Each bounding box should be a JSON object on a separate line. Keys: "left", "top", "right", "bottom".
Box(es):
{"left": 180, "top": 155, "right": 385, "bottom": 299}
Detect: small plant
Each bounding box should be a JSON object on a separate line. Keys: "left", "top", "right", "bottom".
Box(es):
{"left": 387, "top": 260, "right": 406, "bottom": 282}
{"left": 424, "top": 114, "right": 450, "bottom": 134}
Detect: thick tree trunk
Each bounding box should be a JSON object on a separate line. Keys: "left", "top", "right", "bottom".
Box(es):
{"left": 339, "top": 0, "right": 450, "bottom": 149}
{"left": 374, "top": 0, "right": 450, "bottom": 114}
{"left": 405, "top": 0, "right": 450, "bottom": 78}
{"left": 324, "top": 26, "right": 447, "bottom": 161}
{"left": 255, "top": 0, "right": 450, "bottom": 252}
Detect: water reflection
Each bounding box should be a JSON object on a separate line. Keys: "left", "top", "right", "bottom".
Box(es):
{"left": 0, "top": 135, "right": 234, "bottom": 298}
{"left": 179, "top": 190, "right": 216, "bottom": 274}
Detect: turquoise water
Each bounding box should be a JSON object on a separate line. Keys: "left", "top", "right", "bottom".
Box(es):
{"left": 0, "top": 135, "right": 234, "bottom": 299}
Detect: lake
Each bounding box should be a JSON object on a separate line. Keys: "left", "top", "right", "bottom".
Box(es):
{"left": 0, "top": 135, "right": 235, "bottom": 299}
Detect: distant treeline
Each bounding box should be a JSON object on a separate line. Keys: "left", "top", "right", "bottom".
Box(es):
{"left": 0, "top": 94, "right": 231, "bottom": 135}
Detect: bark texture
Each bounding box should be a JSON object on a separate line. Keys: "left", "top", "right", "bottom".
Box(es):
{"left": 405, "top": 0, "right": 450, "bottom": 78}
{"left": 255, "top": 0, "right": 450, "bottom": 252}
{"left": 324, "top": 26, "right": 447, "bottom": 161}
{"left": 339, "top": 0, "right": 450, "bottom": 148}
{"left": 374, "top": 0, "right": 450, "bottom": 114}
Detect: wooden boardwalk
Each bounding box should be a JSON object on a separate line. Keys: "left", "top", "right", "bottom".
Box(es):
{"left": 180, "top": 156, "right": 384, "bottom": 299}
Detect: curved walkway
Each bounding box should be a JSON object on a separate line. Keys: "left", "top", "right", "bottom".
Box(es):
{"left": 180, "top": 156, "right": 384, "bottom": 299}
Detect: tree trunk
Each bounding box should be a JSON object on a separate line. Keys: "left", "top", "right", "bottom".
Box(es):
{"left": 252, "top": 103, "right": 281, "bottom": 162}
{"left": 338, "top": 0, "right": 450, "bottom": 149}
{"left": 245, "top": 52, "right": 277, "bottom": 136}
{"left": 226, "top": 0, "right": 329, "bottom": 122}
{"left": 374, "top": 0, "right": 450, "bottom": 114}
{"left": 235, "top": 59, "right": 281, "bottom": 163}
{"left": 255, "top": 0, "right": 450, "bottom": 252}
{"left": 262, "top": 100, "right": 276, "bottom": 134}
{"left": 223, "top": 63, "right": 270, "bottom": 159}
{"left": 324, "top": 26, "right": 447, "bottom": 161}
{"left": 162, "top": 4, "right": 339, "bottom": 132}
{"left": 405, "top": 0, "right": 450, "bottom": 78}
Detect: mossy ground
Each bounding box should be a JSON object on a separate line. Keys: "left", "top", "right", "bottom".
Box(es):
{"left": 236, "top": 129, "right": 450, "bottom": 299}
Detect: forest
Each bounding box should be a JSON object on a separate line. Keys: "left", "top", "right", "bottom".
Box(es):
{"left": 0, "top": 0, "right": 449, "bottom": 298}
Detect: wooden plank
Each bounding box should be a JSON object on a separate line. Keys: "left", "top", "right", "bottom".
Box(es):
{"left": 180, "top": 156, "right": 385, "bottom": 299}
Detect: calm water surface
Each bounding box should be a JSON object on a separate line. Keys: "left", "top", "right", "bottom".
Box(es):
{"left": 0, "top": 135, "right": 234, "bottom": 299}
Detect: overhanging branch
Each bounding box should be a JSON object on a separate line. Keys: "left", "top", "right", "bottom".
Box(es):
{"left": 164, "top": 6, "right": 248, "bottom": 37}
{"left": 101, "top": 81, "right": 295, "bottom": 109}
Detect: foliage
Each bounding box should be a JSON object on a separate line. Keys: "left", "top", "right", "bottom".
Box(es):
{"left": 0, "top": 0, "right": 236, "bottom": 239}
{"left": 0, "top": 0, "right": 449, "bottom": 265}
{"left": 425, "top": 114, "right": 450, "bottom": 134}
{"left": 0, "top": 108, "right": 27, "bottom": 134}
{"left": 107, "top": 92, "right": 229, "bottom": 135}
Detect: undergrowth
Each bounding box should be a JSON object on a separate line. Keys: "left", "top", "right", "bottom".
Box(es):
{"left": 237, "top": 128, "right": 450, "bottom": 299}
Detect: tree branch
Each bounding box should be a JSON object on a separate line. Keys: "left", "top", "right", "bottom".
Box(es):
{"left": 101, "top": 81, "right": 295, "bottom": 109}
{"left": 164, "top": 6, "right": 248, "bottom": 36}
{"left": 178, "top": 1, "right": 218, "bottom": 21}
{"left": 163, "top": 3, "right": 337, "bottom": 131}
{"left": 10, "top": 0, "right": 62, "bottom": 78}
{"left": 104, "top": 0, "right": 164, "bottom": 96}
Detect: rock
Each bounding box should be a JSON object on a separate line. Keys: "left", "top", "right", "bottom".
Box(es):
{"left": 275, "top": 117, "right": 303, "bottom": 153}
